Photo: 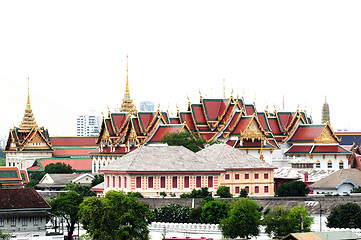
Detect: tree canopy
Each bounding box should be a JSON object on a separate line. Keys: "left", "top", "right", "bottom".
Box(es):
{"left": 79, "top": 190, "right": 152, "bottom": 240}
{"left": 49, "top": 190, "right": 84, "bottom": 240}
{"left": 45, "top": 162, "right": 75, "bottom": 174}
{"left": 275, "top": 180, "right": 310, "bottom": 197}
{"left": 216, "top": 185, "right": 233, "bottom": 198}
{"left": 327, "top": 202, "right": 361, "bottom": 229}
{"left": 153, "top": 203, "right": 191, "bottom": 223}
{"left": 201, "top": 200, "right": 230, "bottom": 224}
{"left": 263, "top": 205, "right": 313, "bottom": 238}
{"left": 219, "top": 198, "right": 262, "bottom": 239}
{"left": 161, "top": 131, "right": 206, "bottom": 152}
{"left": 63, "top": 182, "right": 95, "bottom": 197}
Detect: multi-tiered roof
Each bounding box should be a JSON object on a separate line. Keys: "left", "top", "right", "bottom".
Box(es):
{"left": 4, "top": 80, "right": 54, "bottom": 154}
{"left": 92, "top": 92, "right": 322, "bottom": 159}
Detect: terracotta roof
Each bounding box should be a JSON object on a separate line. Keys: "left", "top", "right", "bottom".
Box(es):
{"left": 100, "top": 145, "right": 224, "bottom": 173}
{"left": 309, "top": 169, "right": 361, "bottom": 189}
{"left": 0, "top": 188, "right": 50, "bottom": 210}
{"left": 196, "top": 144, "right": 276, "bottom": 170}
{"left": 28, "top": 158, "right": 92, "bottom": 172}
{"left": 51, "top": 136, "right": 97, "bottom": 146}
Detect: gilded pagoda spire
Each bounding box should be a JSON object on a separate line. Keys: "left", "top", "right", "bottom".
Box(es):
{"left": 19, "top": 77, "right": 38, "bottom": 132}
{"left": 120, "top": 55, "right": 137, "bottom": 115}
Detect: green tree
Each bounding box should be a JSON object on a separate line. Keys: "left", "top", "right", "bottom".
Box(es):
{"left": 153, "top": 203, "right": 191, "bottom": 223}
{"left": 219, "top": 198, "right": 262, "bottom": 239}
{"left": 25, "top": 171, "right": 46, "bottom": 188}
{"left": 161, "top": 131, "right": 206, "bottom": 152}
{"left": 275, "top": 180, "right": 310, "bottom": 197}
{"left": 79, "top": 190, "right": 152, "bottom": 240}
{"left": 0, "top": 229, "right": 11, "bottom": 240}
{"left": 263, "top": 205, "right": 313, "bottom": 238}
{"left": 49, "top": 190, "right": 84, "bottom": 240}
{"left": 216, "top": 185, "right": 233, "bottom": 198}
{"left": 201, "top": 200, "right": 230, "bottom": 224}
{"left": 239, "top": 188, "right": 248, "bottom": 198}
{"left": 90, "top": 174, "right": 104, "bottom": 187}
{"left": 327, "top": 202, "right": 361, "bottom": 228}
{"left": 45, "top": 162, "right": 75, "bottom": 174}
{"left": 180, "top": 187, "right": 212, "bottom": 198}
{"left": 63, "top": 182, "right": 95, "bottom": 197}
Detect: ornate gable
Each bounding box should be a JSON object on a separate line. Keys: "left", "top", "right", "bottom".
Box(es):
{"left": 240, "top": 115, "right": 268, "bottom": 142}
{"left": 315, "top": 123, "right": 340, "bottom": 144}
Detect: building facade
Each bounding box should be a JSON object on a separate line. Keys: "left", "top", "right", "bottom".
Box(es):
{"left": 197, "top": 144, "right": 276, "bottom": 196}
{"left": 0, "top": 188, "right": 51, "bottom": 238}
{"left": 99, "top": 145, "right": 224, "bottom": 197}
{"left": 76, "top": 112, "right": 101, "bottom": 136}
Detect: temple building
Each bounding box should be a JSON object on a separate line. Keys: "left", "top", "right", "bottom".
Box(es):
{"left": 4, "top": 80, "right": 54, "bottom": 169}
{"left": 92, "top": 90, "right": 351, "bottom": 174}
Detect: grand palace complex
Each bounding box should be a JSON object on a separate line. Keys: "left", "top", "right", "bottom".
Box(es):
{"left": 3, "top": 58, "right": 361, "bottom": 197}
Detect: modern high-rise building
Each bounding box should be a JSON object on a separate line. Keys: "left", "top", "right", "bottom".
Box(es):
{"left": 140, "top": 101, "right": 155, "bottom": 111}
{"left": 76, "top": 112, "right": 101, "bottom": 136}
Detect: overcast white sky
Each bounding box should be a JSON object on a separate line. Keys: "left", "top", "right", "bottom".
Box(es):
{"left": 0, "top": 0, "right": 360, "bottom": 138}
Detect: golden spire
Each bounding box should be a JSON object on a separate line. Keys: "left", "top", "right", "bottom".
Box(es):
{"left": 27, "top": 77, "right": 30, "bottom": 107}
{"left": 126, "top": 55, "right": 129, "bottom": 93}
{"left": 19, "top": 77, "right": 38, "bottom": 132}
{"left": 120, "top": 55, "right": 137, "bottom": 115}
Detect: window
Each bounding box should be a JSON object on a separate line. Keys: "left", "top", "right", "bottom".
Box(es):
{"left": 225, "top": 174, "right": 230, "bottom": 180}
{"left": 11, "top": 217, "right": 16, "bottom": 227}
{"left": 124, "top": 177, "right": 127, "bottom": 188}
{"left": 148, "top": 177, "right": 154, "bottom": 189}
{"left": 184, "top": 176, "right": 190, "bottom": 188}
{"left": 136, "top": 177, "right": 142, "bottom": 188}
{"left": 172, "top": 176, "right": 178, "bottom": 188}
{"left": 339, "top": 160, "right": 344, "bottom": 169}
{"left": 33, "top": 217, "right": 39, "bottom": 226}
{"left": 196, "top": 176, "right": 202, "bottom": 188}
{"left": 118, "top": 176, "right": 122, "bottom": 188}
{"left": 328, "top": 160, "right": 332, "bottom": 169}
{"left": 316, "top": 161, "right": 320, "bottom": 168}
{"left": 112, "top": 176, "right": 115, "bottom": 188}
{"left": 264, "top": 173, "right": 269, "bottom": 179}
{"left": 255, "top": 186, "right": 259, "bottom": 193}
{"left": 235, "top": 186, "right": 240, "bottom": 194}
{"left": 0, "top": 218, "right": 4, "bottom": 227}
{"left": 245, "top": 173, "right": 249, "bottom": 180}
{"left": 245, "top": 186, "right": 249, "bottom": 193}
{"left": 107, "top": 176, "right": 110, "bottom": 188}
{"left": 208, "top": 176, "right": 213, "bottom": 188}
{"left": 160, "top": 176, "right": 166, "bottom": 189}
{"left": 264, "top": 186, "right": 269, "bottom": 193}
{"left": 254, "top": 173, "right": 259, "bottom": 179}
{"left": 22, "top": 218, "right": 27, "bottom": 226}
{"left": 235, "top": 174, "right": 240, "bottom": 180}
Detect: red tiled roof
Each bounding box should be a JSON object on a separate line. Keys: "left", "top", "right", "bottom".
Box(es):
{"left": 38, "top": 159, "right": 92, "bottom": 170}
{"left": 191, "top": 104, "right": 207, "bottom": 124}
{"left": 53, "top": 148, "right": 96, "bottom": 156}
{"left": 202, "top": 99, "right": 229, "bottom": 121}
{"left": 0, "top": 188, "right": 50, "bottom": 210}
{"left": 311, "top": 145, "right": 351, "bottom": 154}
{"left": 147, "top": 125, "right": 184, "bottom": 143}
{"left": 111, "top": 113, "right": 129, "bottom": 132}
{"left": 179, "top": 112, "right": 197, "bottom": 131}
{"left": 51, "top": 137, "right": 97, "bottom": 146}
{"left": 285, "top": 145, "right": 313, "bottom": 154}
{"left": 288, "top": 125, "right": 324, "bottom": 143}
